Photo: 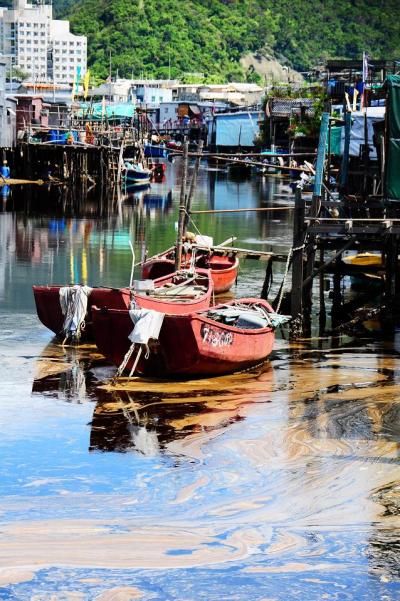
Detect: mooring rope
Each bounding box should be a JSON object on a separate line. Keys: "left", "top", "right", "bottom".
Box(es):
{"left": 275, "top": 244, "right": 305, "bottom": 313}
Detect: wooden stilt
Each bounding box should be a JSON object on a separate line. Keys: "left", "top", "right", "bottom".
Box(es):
{"left": 175, "top": 140, "right": 189, "bottom": 271}
{"left": 290, "top": 188, "right": 305, "bottom": 327}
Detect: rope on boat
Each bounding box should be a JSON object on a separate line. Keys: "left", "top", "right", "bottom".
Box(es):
{"left": 59, "top": 285, "right": 92, "bottom": 344}
{"left": 275, "top": 244, "right": 305, "bottom": 313}
{"left": 184, "top": 209, "right": 212, "bottom": 250}
{"left": 111, "top": 342, "right": 144, "bottom": 384}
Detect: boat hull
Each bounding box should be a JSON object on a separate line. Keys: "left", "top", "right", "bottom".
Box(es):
{"left": 142, "top": 251, "right": 239, "bottom": 294}
{"left": 33, "top": 270, "right": 212, "bottom": 340}
{"left": 144, "top": 145, "right": 168, "bottom": 158}
{"left": 125, "top": 171, "right": 151, "bottom": 184}
{"left": 92, "top": 298, "right": 275, "bottom": 378}
{"left": 33, "top": 286, "right": 131, "bottom": 339}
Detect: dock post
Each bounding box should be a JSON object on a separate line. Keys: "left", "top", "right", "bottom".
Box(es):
{"left": 319, "top": 246, "right": 326, "bottom": 334}
{"left": 175, "top": 140, "right": 189, "bottom": 271}
{"left": 331, "top": 269, "right": 342, "bottom": 330}
{"left": 340, "top": 112, "right": 351, "bottom": 190}
{"left": 384, "top": 234, "right": 398, "bottom": 301}
{"left": 290, "top": 187, "right": 305, "bottom": 335}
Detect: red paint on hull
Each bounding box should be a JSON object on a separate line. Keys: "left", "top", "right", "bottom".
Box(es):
{"left": 33, "top": 286, "right": 131, "bottom": 338}
{"left": 92, "top": 298, "right": 275, "bottom": 378}
{"left": 33, "top": 270, "right": 212, "bottom": 340}
{"left": 142, "top": 250, "right": 239, "bottom": 294}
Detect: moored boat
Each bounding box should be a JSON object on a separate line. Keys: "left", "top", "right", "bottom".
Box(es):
{"left": 92, "top": 298, "right": 285, "bottom": 378}
{"left": 123, "top": 161, "right": 152, "bottom": 184}
{"left": 144, "top": 143, "right": 168, "bottom": 158}
{"left": 33, "top": 269, "right": 213, "bottom": 342}
{"left": 142, "top": 248, "right": 239, "bottom": 294}
{"left": 33, "top": 285, "right": 131, "bottom": 341}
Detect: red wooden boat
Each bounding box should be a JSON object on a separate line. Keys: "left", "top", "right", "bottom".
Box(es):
{"left": 92, "top": 298, "right": 277, "bottom": 378}
{"left": 33, "top": 285, "right": 131, "bottom": 340}
{"left": 33, "top": 269, "right": 212, "bottom": 341}
{"left": 142, "top": 248, "right": 239, "bottom": 294}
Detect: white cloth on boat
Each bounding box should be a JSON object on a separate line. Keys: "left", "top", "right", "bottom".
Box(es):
{"left": 128, "top": 308, "right": 165, "bottom": 344}
{"left": 59, "top": 285, "right": 92, "bottom": 340}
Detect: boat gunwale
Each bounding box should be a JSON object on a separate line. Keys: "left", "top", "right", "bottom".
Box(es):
{"left": 92, "top": 297, "right": 275, "bottom": 335}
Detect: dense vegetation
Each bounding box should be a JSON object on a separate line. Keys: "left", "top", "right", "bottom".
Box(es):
{"left": 4, "top": 0, "right": 400, "bottom": 81}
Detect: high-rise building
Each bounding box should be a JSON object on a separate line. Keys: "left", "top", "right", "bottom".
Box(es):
{"left": 0, "top": 0, "right": 87, "bottom": 84}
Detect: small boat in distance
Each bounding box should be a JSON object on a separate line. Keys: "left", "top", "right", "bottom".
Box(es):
{"left": 33, "top": 269, "right": 213, "bottom": 342}
{"left": 92, "top": 298, "right": 284, "bottom": 378}
{"left": 144, "top": 143, "right": 168, "bottom": 158}
{"left": 123, "top": 161, "right": 152, "bottom": 184}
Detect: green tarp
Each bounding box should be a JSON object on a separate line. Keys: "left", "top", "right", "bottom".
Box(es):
{"left": 328, "top": 126, "right": 343, "bottom": 155}
{"left": 77, "top": 102, "right": 135, "bottom": 120}
{"left": 385, "top": 75, "right": 400, "bottom": 200}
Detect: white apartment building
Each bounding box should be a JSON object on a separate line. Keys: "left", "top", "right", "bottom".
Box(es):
{"left": 0, "top": 0, "right": 87, "bottom": 84}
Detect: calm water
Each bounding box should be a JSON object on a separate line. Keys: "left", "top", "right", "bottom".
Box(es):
{"left": 0, "top": 163, "right": 399, "bottom": 600}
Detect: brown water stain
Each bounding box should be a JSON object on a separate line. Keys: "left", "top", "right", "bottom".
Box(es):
{"left": 2, "top": 341, "right": 397, "bottom": 579}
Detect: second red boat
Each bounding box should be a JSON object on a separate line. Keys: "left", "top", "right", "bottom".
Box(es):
{"left": 142, "top": 248, "right": 239, "bottom": 295}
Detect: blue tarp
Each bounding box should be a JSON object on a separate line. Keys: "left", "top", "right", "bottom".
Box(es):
{"left": 215, "top": 112, "right": 259, "bottom": 147}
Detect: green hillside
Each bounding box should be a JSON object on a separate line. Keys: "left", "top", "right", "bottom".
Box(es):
{"left": 4, "top": 0, "right": 400, "bottom": 81}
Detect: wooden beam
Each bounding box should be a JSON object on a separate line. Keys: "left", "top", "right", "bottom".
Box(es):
{"left": 190, "top": 206, "right": 294, "bottom": 215}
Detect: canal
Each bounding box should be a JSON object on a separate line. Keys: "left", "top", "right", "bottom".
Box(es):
{"left": 0, "top": 162, "right": 399, "bottom": 600}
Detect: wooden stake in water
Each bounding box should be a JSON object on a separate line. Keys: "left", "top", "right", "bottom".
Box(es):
{"left": 128, "top": 345, "right": 143, "bottom": 377}
{"left": 175, "top": 140, "right": 189, "bottom": 271}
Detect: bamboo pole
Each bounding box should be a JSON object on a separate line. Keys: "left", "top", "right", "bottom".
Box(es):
{"left": 184, "top": 139, "right": 204, "bottom": 236}
{"left": 171, "top": 151, "right": 317, "bottom": 159}
{"left": 190, "top": 206, "right": 294, "bottom": 215}
{"left": 175, "top": 140, "right": 189, "bottom": 271}
{"left": 0, "top": 178, "right": 44, "bottom": 186}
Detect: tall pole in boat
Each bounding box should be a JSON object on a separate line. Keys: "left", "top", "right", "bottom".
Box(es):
{"left": 184, "top": 139, "right": 203, "bottom": 236}
{"left": 175, "top": 139, "right": 189, "bottom": 271}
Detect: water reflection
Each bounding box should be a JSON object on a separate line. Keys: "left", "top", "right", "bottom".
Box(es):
{"left": 0, "top": 162, "right": 295, "bottom": 314}
{"left": 31, "top": 342, "right": 100, "bottom": 403}
{"left": 31, "top": 340, "right": 274, "bottom": 455}
{"left": 2, "top": 165, "right": 400, "bottom": 598}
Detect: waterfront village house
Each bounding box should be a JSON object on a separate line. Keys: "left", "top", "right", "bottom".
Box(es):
{"left": 0, "top": 0, "right": 87, "bottom": 84}
{"left": 88, "top": 80, "right": 133, "bottom": 103}
{"left": 207, "top": 110, "right": 261, "bottom": 150}
{"left": 134, "top": 84, "right": 173, "bottom": 107}
{"left": 0, "top": 59, "right": 17, "bottom": 147}
{"left": 14, "top": 94, "right": 49, "bottom": 132}
{"left": 158, "top": 101, "right": 204, "bottom": 127}
{"left": 174, "top": 83, "right": 264, "bottom": 107}
{"left": 17, "top": 81, "right": 75, "bottom": 105}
